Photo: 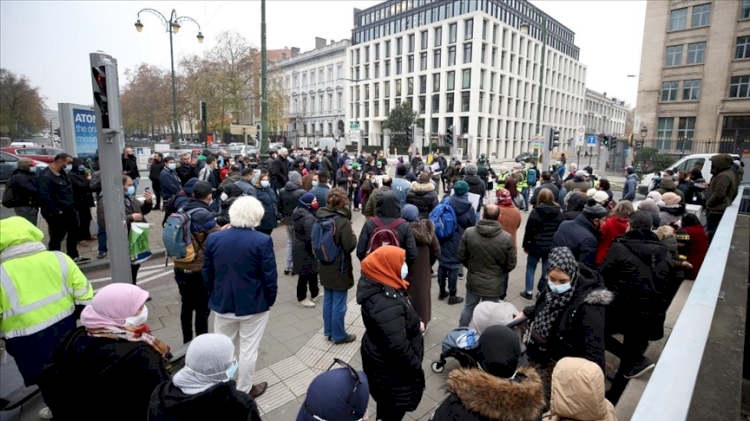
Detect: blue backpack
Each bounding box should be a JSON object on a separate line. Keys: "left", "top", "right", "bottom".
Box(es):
{"left": 163, "top": 208, "right": 202, "bottom": 262}
{"left": 526, "top": 168, "right": 537, "bottom": 184}
{"left": 430, "top": 198, "right": 457, "bottom": 239}
{"left": 311, "top": 215, "right": 341, "bottom": 263}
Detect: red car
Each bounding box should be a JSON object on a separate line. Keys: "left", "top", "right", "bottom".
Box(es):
{"left": 1, "top": 146, "right": 63, "bottom": 163}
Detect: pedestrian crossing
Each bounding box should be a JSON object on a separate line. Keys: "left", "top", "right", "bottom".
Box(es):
{"left": 90, "top": 262, "right": 174, "bottom": 292}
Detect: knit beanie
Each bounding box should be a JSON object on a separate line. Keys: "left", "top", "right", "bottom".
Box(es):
{"left": 662, "top": 192, "right": 682, "bottom": 206}
{"left": 453, "top": 180, "right": 469, "bottom": 196}
{"left": 637, "top": 199, "right": 660, "bottom": 214}
{"left": 647, "top": 191, "right": 662, "bottom": 203}
{"left": 289, "top": 171, "right": 302, "bottom": 184}
{"left": 464, "top": 163, "right": 478, "bottom": 176}
{"left": 476, "top": 325, "right": 521, "bottom": 378}
{"left": 299, "top": 192, "right": 315, "bottom": 207}
{"left": 401, "top": 204, "right": 419, "bottom": 222}
{"left": 583, "top": 199, "right": 608, "bottom": 219}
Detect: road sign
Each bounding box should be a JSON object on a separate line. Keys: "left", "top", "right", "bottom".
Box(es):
{"left": 350, "top": 129, "right": 361, "bottom": 141}
{"left": 587, "top": 135, "right": 598, "bottom": 147}
{"left": 350, "top": 122, "right": 360, "bottom": 130}
{"left": 576, "top": 125, "right": 585, "bottom": 146}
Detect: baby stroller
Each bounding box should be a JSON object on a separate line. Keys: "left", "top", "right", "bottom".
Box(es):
{"left": 431, "top": 302, "right": 528, "bottom": 373}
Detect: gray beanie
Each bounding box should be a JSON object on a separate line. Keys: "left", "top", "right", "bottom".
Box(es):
{"left": 465, "top": 163, "right": 478, "bottom": 176}
{"left": 637, "top": 200, "right": 660, "bottom": 214}
{"left": 173, "top": 333, "right": 235, "bottom": 394}
{"left": 583, "top": 199, "right": 609, "bottom": 219}
{"left": 289, "top": 171, "right": 302, "bottom": 183}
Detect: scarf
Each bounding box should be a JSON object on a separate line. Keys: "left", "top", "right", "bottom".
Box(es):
{"left": 530, "top": 247, "right": 580, "bottom": 345}
{"left": 87, "top": 325, "right": 172, "bottom": 361}
{"left": 361, "top": 245, "right": 409, "bottom": 290}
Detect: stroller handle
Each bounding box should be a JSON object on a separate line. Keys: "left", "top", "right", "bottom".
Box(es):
{"left": 506, "top": 315, "right": 528, "bottom": 329}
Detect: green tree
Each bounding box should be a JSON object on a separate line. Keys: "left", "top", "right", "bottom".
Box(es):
{"left": 382, "top": 102, "right": 417, "bottom": 150}
{"left": 267, "top": 76, "right": 289, "bottom": 133}
{"left": 636, "top": 147, "right": 676, "bottom": 174}
{"left": 0, "top": 68, "right": 47, "bottom": 137}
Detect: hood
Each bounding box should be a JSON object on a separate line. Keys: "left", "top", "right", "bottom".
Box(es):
{"left": 661, "top": 203, "right": 686, "bottom": 216}
{"left": 293, "top": 205, "right": 315, "bottom": 222}
{"left": 534, "top": 203, "right": 563, "bottom": 220}
{"left": 463, "top": 174, "right": 484, "bottom": 187}
{"left": 627, "top": 173, "right": 638, "bottom": 181}
{"left": 11, "top": 168, "right": 35, "bottom": 177}
{"left": 182, "top": 199, "right": 212, "bottom": 213}
{"left": 615, "top": 229, "right": 669, "bottom": 268}
{"left": 0, "top": 216, "right": 44, "bottom": 252}
{"left": 220, "top": 183, "right": 243, "bottom": 198}
{"left": 409, "top": 219, "right": 435, "bottom": 246}
{"left": 284, "top": 180, "right": 302, "bottom": 191}
{"left": 446, "top": 367, "right": 545, "bottom": 421}
{"left": 659, "top": 178, "right": 677, "bottom": 191}
{"left": 567, "top": 194, "right": 588, "bottom": 212}
{"left": 470, "top": 301, "right": 520, "bottom": 334}
{"left": 150, "top": 381, "right": 242, "bottom": 418}
{"left": 449, "top": 194, "right": 474, "bottom": 215}
{"left": 316, "top": 205, "right": 351, "bottom": 220}
{"left": 475, "top": 219, "right": 503, "bottom": 237}
{"left": 575, "top": 265, "right": 613, "bottom": 305}
{"left": 409, "top": 180, "right": 435, "bottom": 194}
{"left": 710, "top": 154, "right": 733, "bottom": 173}
{"left": 375, "top": 190, "right": 402, "bottom": 218}
{"left": 548, "top": 358, "right": 616, "bottom": 421}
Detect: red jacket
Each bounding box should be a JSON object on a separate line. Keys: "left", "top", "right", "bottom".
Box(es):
{"left": 682, "top": 224, "right": 708, "bottom": 280}
{"left": 596, "top": 216, "right": 629, "bottom": 265}
{"left": 219, "top": 166, "right": 230, "bottom": 181}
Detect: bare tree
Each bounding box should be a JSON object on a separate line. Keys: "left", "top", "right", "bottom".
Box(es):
{"left": 0, "top": 68, "right": 47, "bottom": 137}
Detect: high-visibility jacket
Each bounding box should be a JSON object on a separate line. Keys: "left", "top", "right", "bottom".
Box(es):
{"left": 0, "top": 217, "right": 93, "bottom": 339}
{"left": 495, "top": 173, "right": 509, "bottom": 190}
{"left": 517, "top": 169, "right": 529, "bottom": 189}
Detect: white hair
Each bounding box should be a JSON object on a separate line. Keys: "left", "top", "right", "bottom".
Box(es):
{"left": 228, "top": 196, "right": 265, "bottom": 228}
{"left": 569, "top": 163, "right": 578, "bottom": 171}
{"left": 279, "top": 147, "right": 288, "bottom": 156}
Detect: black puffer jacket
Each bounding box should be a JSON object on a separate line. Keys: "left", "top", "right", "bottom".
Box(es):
{"left": 216, "top": 184, "right": 244, "bottom": 226}
{"left": 405, "top": 181, "right": 438, "bottom": 220}
{"left": 523, "top": 203, "right": 564, "bottom": 257}
{"left": 356, "top": 275, "right": 424, "bottom": 413}
{"left": 552, "top": 214, "right": 600, "bottom": 268}
{"left": 438, "top": 195, "right": 477, "bottom": 266}
{"left": 599, "top": 229, "right": 675, "bottom": 340}
{"left": 463, "top": 174, "right": 486, "bottom": 210}
{"left": 292, "top": 205, "right": 319, "bottom": 276}
{"left": 357, "top": 191, "right": 418, "bottom": 267}
{"left": 7, "top": 169, "right": 39, "bottom": 208}
{"left": 148, "top": 381, "right": 261, "bottom": 421}
{"left": 457, "top": 219, "right": 517, "bottom": 298}
{"left": 278, "top": 180, "right": 305, "bottom": 222}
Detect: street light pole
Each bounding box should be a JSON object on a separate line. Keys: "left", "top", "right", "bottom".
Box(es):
{"left": 260, "top": 0, "right": 269, "bottom": 155}
{"left": 342, "top": 77, "right": 369, "bottom": 156}
{"left": 135, "top": 9, "right": 204, "bottom": 147}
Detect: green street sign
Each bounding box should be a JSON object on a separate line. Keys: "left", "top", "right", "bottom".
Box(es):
{"left": 350, "top": 123, "right": 360, "bottom": 130}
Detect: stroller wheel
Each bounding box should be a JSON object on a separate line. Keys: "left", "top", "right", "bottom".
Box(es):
{"left": 431, "top": 361, "right": 445, "bottom": 373}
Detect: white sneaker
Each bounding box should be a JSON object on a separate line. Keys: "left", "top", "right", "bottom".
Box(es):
{"left": 39, "top": 407, "right": 53, "bottom": 420}
{"left": 297, "top": 298, "right": 315, "bottom": 307}
{"left": 311, "top": 294, "right": 323, "bottom": 303}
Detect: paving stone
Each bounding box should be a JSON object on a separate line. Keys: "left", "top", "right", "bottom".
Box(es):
{"left": 313, "top": 352, "right": 349, "bottom": 370}
{"left": 257, "top": 342, "right": 293, "bottom": 368}
{"left": 282, "top": 333, "right": 312, "bottom": 355}
{"left": 253, "top": 367, "right": 282, "bottom": 387}
{"left": 255, "top": 383, "right": 296, "bottom": 414}
{"left": 307, "top": 333, "right": 333, "bottom": 352}
{"left": 270, "top": 325, "right": 304, "bottom": 343}
{"left": 296, "top": 346, "right": 328, "bottom": 367}
{"left": 283, "top": 368, "right": 318, "bottom": 397}
{"left": 269, "top": 355, "right": 307, "bottom": 380}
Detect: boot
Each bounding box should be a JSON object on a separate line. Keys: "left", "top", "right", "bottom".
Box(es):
{"left": 448, "top": 295, "right": 464, "bottom": 305}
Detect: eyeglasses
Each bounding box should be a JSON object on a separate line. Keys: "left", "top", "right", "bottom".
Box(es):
{"left": 304, "top": 358, "right": 366, "bottom": 421}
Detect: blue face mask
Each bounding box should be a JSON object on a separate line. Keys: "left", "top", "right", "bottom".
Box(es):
{"left": 65, "top": 164, "right": 72, "bottom": 172}
{"left": 225, "top": 361, "right": 239, "bottom": 381}
{"left": 401, "top": 262, "right": 409, "bottom": 279}
{"left": 167, "top": 163, "right": 176, "bottom": 171}
{"left": 549, "top": 282, "right": 572, "bottom": 295}
{"left": 251, "top": 176, "right": 259, "bottom": 185}
{"left": 126, "top": 186, "right": 136, "bottom": 196}
{"left": 312, "top": 180, "right": 319, "bottom": 188}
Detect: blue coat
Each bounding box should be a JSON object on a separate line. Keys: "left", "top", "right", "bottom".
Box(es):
{"left": 159, "top": 168, "right": 182, "bottom": 201}
{"left": 310, "top": 185, "right": 330, "bottom": 208}
{"left": 552, "top": 214, "right": 600, "bottom": 268}
{"left": 437, "top": 195, "right": 476, "bottom": 266}
{"left": 255, "top": 186, "right": 278, "bottom": 230}
{"left": 203, "top": 228, "right": 278, "bottom": 316}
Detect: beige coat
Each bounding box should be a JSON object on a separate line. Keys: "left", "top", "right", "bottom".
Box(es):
{"left": 543, "top": 357, "right": 618, "bottom": 421}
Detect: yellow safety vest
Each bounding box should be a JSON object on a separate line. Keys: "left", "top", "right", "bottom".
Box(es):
{"left": 495, "top": 173, "right": 509, "bottom": 190}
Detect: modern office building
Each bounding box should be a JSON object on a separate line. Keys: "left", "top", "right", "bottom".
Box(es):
{"left": 584, "top": 89, "right": 628, "bottom": 138}
{"left": 272, "top": 38, "right": 350, "bottom": 148}
{"left": 345, "top": 0, "right": 586, "bottom": 160}
{"left": 636, "top": 0, "right": 750, "bottom": 146}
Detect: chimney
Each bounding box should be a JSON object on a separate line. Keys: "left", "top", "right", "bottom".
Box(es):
{"left": 291, "top": 47, "right": 300, "bottom": 57}
{"left": 603, "top": 92, "right": 607, "bottom": 97}
{"left": 315, "top": 37, "right": 326, "bottom": 49}
{"left": 331, "top": 39, "right": 336, "bottom": 45}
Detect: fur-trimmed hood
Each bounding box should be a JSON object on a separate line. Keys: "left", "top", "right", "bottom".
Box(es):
{"left": 409, "top": 219, "right": 436, "bottom": 246}
{"left": 410, "top": 180, "right": 436, "bottom": 194}
{"left": 583, "top": 288, "right": 614, "bottom": 305}
{"left": 445, "top": 367, "right": 546, "bottom": 421}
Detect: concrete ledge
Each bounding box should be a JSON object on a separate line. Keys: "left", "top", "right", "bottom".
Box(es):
{"left": 78, "top": 248, "right": 167, "bottom": 275}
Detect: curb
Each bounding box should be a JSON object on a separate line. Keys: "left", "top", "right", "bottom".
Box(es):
{"left": 78, "top": 248, "right": 168, "bottom": 275}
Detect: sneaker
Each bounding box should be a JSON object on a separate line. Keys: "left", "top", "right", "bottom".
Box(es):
{"left": 333, "top": 333, "right": 357, "bottom": 344}
{"left": 624, "top": 357, "right": 655, "bottom": 379}
{"left": 297, "top": 298, "right": 315, "bottom": 308}
{"left": 73, "top": 256, "right": 90, "bottom": 263}
{"left": 438, "top": 291, "right": 449, "bottom": 300}
{"left": 447, "top": 295, "right": 464, "bottom": 305}
{"left": 353, "top": 207, "right": 361, "bottom": 211}
{"left": 96, "top": 252, "right": 107, "bottom": 259}
{"left": 38, "top": 407, "right": 53, "bottom": 420}
{"left": 311, "top": 294, "right": 322, "bottom": 303}
{"left": 519, "top": 291, "right": 534, "bottom": 302}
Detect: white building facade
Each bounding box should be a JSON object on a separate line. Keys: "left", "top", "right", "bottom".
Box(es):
{"left": 584, "top": 89, "right": 628, "bottom": 137}
{"left": 345, "top": 0, "right": 586, "bottom": 160}
{"left": 273, "top": 38, "right": 351, "bottom": 148}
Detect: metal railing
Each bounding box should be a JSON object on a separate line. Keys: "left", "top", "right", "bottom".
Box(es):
{"left": 631, "top": 186, "right": 747, "bottom": 421}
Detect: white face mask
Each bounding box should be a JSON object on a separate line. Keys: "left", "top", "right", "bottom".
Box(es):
{"left": 401, "top": 262, "right": 409, "bottom": 280}
{"left": 124, "top": 306, "right": 148, "bottom": 327}
{"left": 220, "top": 192, "right": 229, "bottom": 202}
{"left": 260, "top": 180, "right": 270, "bottom": 188}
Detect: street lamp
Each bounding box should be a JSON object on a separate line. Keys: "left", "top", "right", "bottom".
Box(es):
{"left": 640, "top": 125, "right": 648, "bottom": 139}
{"left": 134, "top": 9, "right": 204, "bottom": 147}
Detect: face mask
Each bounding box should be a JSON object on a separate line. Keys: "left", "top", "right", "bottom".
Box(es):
{"left": 126, "top": 186, "right": 136, "bottom": 196}
{"left": 251, "top": 176, "right": 259, "bottom": 185}
{"left": 167, "top": 163, "right": 176, "bottom": 171}
{"left": 65, "top": 164, "right": 72, "bottom": 172}
{"left": 311, "top": 201, "right": 320, "bottom": 210}
{"left": 225, "top": 361, "right": 239, "bottom": 381}
{"left": 260, "top": 180, "right": 270, "bottom": 188}
{"left": 549, "top": 282, "right": 572, "bottom": 295}
{"left": 220, "top": 192, "right": 229, "bottom": 201}
{"left": 312, "top": 181, "right": 319, "bottom": 188}
{"left": 347, "top": 165, "right": 353, "bottom": 170}
{"left": 124, "top": 306, "right": 148, "bottom": 327}
{"left": 401, "top": 262, "right": 409, "bottom": 280}
{"left": 77, "top": 165, "right": 85, "bottom": 172}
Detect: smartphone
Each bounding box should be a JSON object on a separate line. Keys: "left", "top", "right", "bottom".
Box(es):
{"left": 145, "top": 187, "right": 151, "bottom": 192}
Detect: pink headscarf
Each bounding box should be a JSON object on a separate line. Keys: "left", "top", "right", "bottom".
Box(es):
{"left": 80, "top": 283, "right": 149, "bottom": 329}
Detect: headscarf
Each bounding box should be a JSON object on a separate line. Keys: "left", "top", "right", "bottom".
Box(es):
{"left": 173, "top": 334, "right": 236, "bottom": 395}
{"left": 297, "top": 366, "right": 370, "bottom": 421}
{"left": 476, "top": 325, "right": 521, "bottom": 378}
{"left": 496, "top": 188, "right": 513, "bottom": 207}
{"left": 470, "top": 301, "right": 520, "bottom": 334}
{"left": 361, "top": 245, "right": 408, "bottom": 290}
{"left": 662, "top": 192, "right": 681, "bottom": 206}
{"left": 401, "top": 204, "right": 419, "bottom": 222}
{"left": 529, "top": 247, "right": 579, "bottom": 345}
{"left": 646, "top": 190, "right": 662, "bottom": 203}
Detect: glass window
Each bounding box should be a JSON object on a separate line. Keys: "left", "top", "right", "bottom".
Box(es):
{"left": 462, "top": 69, "right": 471, "bottom": 89}
{"left": 687, "top": 42, "right": 706, "bottom": 64}
{"left": 463, "top": 43, "right": 472, "bottom": 63}
{"left": 375, "top": 63, "right": 380, "bottom": 78}
{"left": 461, "top": 91, "right": 470, "bottom": 111}
{"left": 407, "top": 77, "right": 414, "bottom": 95}
{"left": 432, "top": 94, "right": 439, "bottom": 113}
{"left": 375, "top": 83, "right": 380, "bottom": 99}
{"left": 409, "top": 34, "right": 415, "bottom": 53}
{"left": 482, "top": 19, "right": 488, "bottom": 41}
{"left": 481, "top": 44, "right": 486, "bottom": 64}
{"left": 434, "top": 49, "right": 442, "bottom": 68}
{"left": 446, "top": 93, "right": 455, "bottom": 112}
{"left": 478, "top": 92, "right": 484, "bottom": 112}
{"left": 434, "top": 27, "right": 442, "bottom": 47}
{"left": 729, "top": 75, "right": 750, "bottom": 98}
{"left": 396, "top": 79, "right": 402, "bottom": 96}
{"left": 465, "top": 18, "right": 473, "bottom": 40}
{"left": 448, "top": 46, "right": 456, "bottom": 66}
{"left": 421, "top": 31, "right": 428, "bottom": 50}
{"left": 666, "top": 45, "right": 683, "bottom": 67}
{"left": 449, "top": 23, "right": 457, "bottom": 43}
{"left": 480, "top": 69, "right": 485, "bottom": 90}
{"left": 385, "top": 40, "right": 391, "bottom": 58}
{"left": 420, "top": 52, "right": 427, "bottom": 70}
{"left": 419, "top": 96, "right": 426, "bottom": 113}
{"left": 433, "top": 73, "right": 440, "bottom": 91}
{"left": 447, "top": 71, "right": 455, "bottom": 91}
{"left": 683, "top": 79, "right": 701, "bottom": 100}
{"left": 737, "top": 36, "right": 750, "bottom": 59}
{"left": 678, "top": 117, "right": 695, "bottom": 139}
{"left": 662, "top": 81, "right": 679, "bottom": 101}
{"left": 420, "top": 75, "right": 427, "bottom": 94}
{"left": 491, "top": 47, "right": 497, "bottom": 66}
{"left": 657, "top": 117, "right": 674, "bottom": 138}
{"left": 670, "top": 8, "right": 688, "bottom": 31}
{"left": 408, "top": 55, "right": 414, "bottom": 72}
{"left": 385, "top": 81, "right": 390, "bottom": 98}
{"left": 374, "top": 100, "right": 380, "bottom": 117}
{"left": 691, "top": 4, "right": 711, "bottom": 27}
{"left": 364, "top": 65, "right": 370, "bottom": 79}
{"left": 744, "top": 0, "right": 750, "bottom": 19}
{"left": 385, "top": 60, "right": 391, "bottom": 76}
{"left": 396, "top": 57, "right": 402, "bottom": 75}
{"left": 397, "top": 37, "right": 403, "bottom": 55}
{"left": 365, "top": 46, "right": 370, "bottom": 62}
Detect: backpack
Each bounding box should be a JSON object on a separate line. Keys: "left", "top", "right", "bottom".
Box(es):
{"left": 1, "top": 182, "right": 17, "bottom": 208}
{"left": 163, "top": 208, "right": 202, "bottom": 262}
{"left": 365, "top": 217, "right": 404, "bottom": 256}
{"left": 311, "top": 215, "right": 341, "bottom": 263}
{"left": 526, "top": 168, "right": 537, "bottom": 184}
{"left": 430, "top": 198, "right": 457, "bottom": 239}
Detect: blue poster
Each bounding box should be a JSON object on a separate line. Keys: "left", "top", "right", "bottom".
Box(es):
{"left": 73, "top": 109, "right": 98, "bottom": 159}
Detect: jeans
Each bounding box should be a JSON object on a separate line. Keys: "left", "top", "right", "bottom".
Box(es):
{"left": 46, "top": 210, "right": 79, "bottom": 259}
{"left": 214, "top": 311, "right": 270, "bottom": 393}
{"left": 521, "top": 187, "right": 530, "bottom": 210}
{"left": 437, "top": 265, "right": 458, "bottom": 295}
{"left": 173, "top": 269, "right": 211, "bottom": 343}
{"left": 132, "top": 177, "right": 139, "bottom": 191}
{"left": 97, "top": 222, "right": 107, "bottom": 254}
{"left": 525, "top": 254, "right": 549, "bottom": 294}
{"left": 705, "top": 212, "right": 723, "bottom": 244}
{"left": 323, "top": 287, "right": 348, "bottom": 341}
{"left": 297, "top": 273, "right": 320, "bottom": 302}
{"left": 459, "top": 290, "right": 501, "bottom": 327}
{"left": 285, "top": 224, "right": 293, "bottom": 271}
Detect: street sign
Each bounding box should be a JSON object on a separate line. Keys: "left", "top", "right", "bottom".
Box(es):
{"left": 350, "top": 129, "right": 361, "bottom": 141}
{"left": 576, "top": 125, "right": 586, "bottom": 146}
{"left": 587, "top": 135, "right": 598, "bottom": 147}
{"left": 350, "top": 122, "right": 360, "bottom": 130}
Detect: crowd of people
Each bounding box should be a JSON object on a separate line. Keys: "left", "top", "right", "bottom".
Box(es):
{"left": 0, "top": 143, "right": 742, "bottom": 420}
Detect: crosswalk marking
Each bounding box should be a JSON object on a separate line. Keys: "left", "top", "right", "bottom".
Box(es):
{"left": 89, "top": 262, "right": 173, "bottom": 283}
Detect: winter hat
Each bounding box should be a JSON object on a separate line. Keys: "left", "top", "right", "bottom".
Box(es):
{"left": 583, "top": 199, "right": 608, "bottom": 219}
{"left": 299, "top": 192, "right": 315, "bottom": 207}
{"left": 192, "top": 181, "right": 213, "bottom": 199}
{"left": 289, "top": 171, "right": 302, "bottom": 184}
{"left": 496, "top": 188, "right": 513, "bottom": 207}
{"left": 296, "top": 365, "right": 370, "bottom": 421}
{"left": 646, "top": 191, "right": 662, "bottom": 203}
{"left": 396, "top": 165, "right": 408, "bottom": 176}
{"left": 418, "top": 171, "right": 432, "bottom": 183}
{"left": 453, "top": 180, "right": 470, "bottom": 196}
{"left": 173, "top": 334, "right": 236, "bottom": 395}
{"left": 662, "top": 192, "right": 682, "bottom": 206}
{"left": 577, "top": 170, "right": 590, "bottom": 178}
{"left": 637, "top": 199, "right": 660, "bottom": 214}
{"left": 470, "top": 302, "right": 520, "bottom": 334}
{"left": 353, "top": 163, "right": 361, "bottom": 170}
{"left": 401, "top": 204, "right": 419, "bottom": 222}
{"left": 464, "top": 163, "right": 478, "bottom": 176}
{"left": 345, "top": 159, "right": 353, "bottom": 165}
{"left": 476, "top": 325, "right": 521, "bottom": 378}
{"left": 182, "top": 178, "right": 200, "bottom": 195}
{"left": 586, "top": 188, "right": 609, "bottom": 205}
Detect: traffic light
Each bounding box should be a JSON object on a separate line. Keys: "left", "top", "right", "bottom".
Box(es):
{"left": 53, "top": 128, "right": 60, "bottom": 137}
{"left": 548, "top": 127, "right": 560, "bottom": 151}
{"left": 91, "top": 66, "right": 110, "bottom": 129}
{"left": 601, "top": 136, "right": 609, "bottom": 147}
{"left": 609, "top": 139, "right": 617, "bottom": 150}
{"left": 445, "top": 125, "right": 454, "bottom": 146}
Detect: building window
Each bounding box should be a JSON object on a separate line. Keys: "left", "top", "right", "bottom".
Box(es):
{"left": 421, "top": 31, "right": 428, "bottom": 50}
{"left": 482, "top": 19, "right": 488, "bottom": 41}
{"left": 419, "top": 96, "right": 426, "bottom": 113}
{"left": 432, "top": 94, "right": 439, "bottom": 113}
{"left": 337, "top": 92, "right": 342, "bottom": 110}
{"left": 385, "top": 81, "right": 390, "bottom": 98}
{"left": 374, "top": 100, "right": 379, "bottom": 117}
{"left": 447, "top": 71, "right": 455, "bottom": 91}
{"left": 434, "top": 49, "right": 442, "bottom": 68}
{"left": 337, "top": 64, "right": 343, "bottom": 79}
{"left": 375, "top": 83, "right": 380, "bottom": 99}
{"left": 408, "top": 55, "right": 414, "bottom": 72}
{"left": 385, "top": 40, "right": 391, "bottom": 58}
{"left": 736, "top": 36, "right": 750, "bottom": 59}
{"left": 419, "top": 75, "right": 426, "bottom": 94}
{"left": 730, "top": 75, "right": 750, "bottom": 98}
{"left": 328, "top": 94, "right": 333, "bottom": 110}
{"left": 385, "top": 101, "right": 390, "bottom": 115}
{"left": 463, "top": 43, "right": 472, "bottom": 63}
{"left": 657, "top": 117, "right": 674, "bottom": 138}
{"left": 670, "top": 8, "right": 688, "bottom": 31}
{"left": 385, "top": 60, "right": 391, "bottom": 77}
{"left": 420, "top": 52, "right": 427, "bottom": 70}
{"left": 396, "top": 57, "right": 402, "bottom": 75}
{"left": 397, "top": 79, "right": 402, "bottom": 96}
{"left": 434, "top": 27, "right": 442, "bottom": 47}
{"left": 397, "top": 37, "right": 403, "bottom": 55}
{"left": 374, "top": 44, "right": 380, "bottom": 60}
{"left": 481, "top": 44, "right": 487, "bottom": 64}
{"left": 328, "top": 66, "right": 333, "bottom": 81}
{"left": 478, "top": 92, "right": 484, "bottom": 112}
{"left": 364, "top": 65, "right": 370, "bottom": 79}
{"left": 462, "top": 69, "right": 471, "bottom": 89}
{"left": 446, "top": 93, "right": 455, "bottom": 112}
{"left": 691, "top": 4, "right": 711, "bottom": 27}
{"left": 433, "top": 73, "right": 440, "bottom": 91}
{"left": 449, "top": 23, "right": 457, "bottom": 43}
{"left": 678, "top": 117, "right": 696, "bottom": 139}
{"left": 464, "top": 18, "right": 473, "bottom": 40}
{"left": 365, "top": 46, "right": 370, "bottom": 62}
{"left": 479, "top": 69, "right": 485, "bottom": 90}
{"left": 744, "top": 0, "right": 750, "bottom": 19}
{"left": 491, "top": 47, "right": 497, "bottom": 66}
{"left": 461, "top": 91, "right": 470, "bottom": 112}
{"left": 448, "top": 46, "right": 456, "bottom": 66}
{"left": 407, "top": 77, "right": 414, "bottom": 95}
{"left": 375, "top": 63, "right": 380, "bottom": 78}
{"left": 409, "top": 34, "right": 415, "bottom": 53}
{"left": 683, "top": 79, "right": 701, "bottom": 100}
{"left": 687, "top": 42, "right": 706, "bottom": 64}
{"left": 666, "top": 45, "right": 683, "bottom": 67}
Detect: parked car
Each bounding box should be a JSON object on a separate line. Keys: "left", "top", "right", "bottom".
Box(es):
{"left": 0, "top": 151, "right": 48, "bottom": 183}
{"left": 2, "top": 146, "right": 63, "bottom": 163}
{"left": 515, "top": 152, "right": 533, "bottom": 163}
{"left": 637, "top": 153, "right": 742, "bottom": 196}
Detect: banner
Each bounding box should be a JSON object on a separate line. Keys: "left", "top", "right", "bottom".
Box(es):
{"left": 73, "top": 108, "right": 98, "bottom": 160}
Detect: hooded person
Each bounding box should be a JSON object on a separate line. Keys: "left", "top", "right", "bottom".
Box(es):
{"left": 705, "top": 154, "right": 739, "bottom": 242}
{"left": 658, "top": 192, "right": 685, "bottom": 227}
{"left": 216, "top": 183, "right": 245, "bottom": 226}
{"left": 553, "top": 200, "right": 608, "bottom": 268}
{"left": 431, "top": 325, "right": 546, "bottom": 421}
{"left": 462, "top": 163, "right": 486, "bottom": 214}
{"left": 680, "top": 213, "right": 708, "bottom": 280}
{"left": 563, "top": 192, "right": 588, "bottom": 220}
{"left": 542, "top": 357, "right": 618, "bottom": 421}
{"left": 357, "top": 246, "right": 425, "bottom": 421}
{"left": 406, "top": 171, "right": 439, "bottom": 219}
{"left": 402, "top": 203, "right": 440, "bottom": 328}
{"left": 437, "top": 181, "right": 477, "bottom": 304}
{"left": 292, "top": 193, "right": 321, "bottom": 307}
{"left": 148, "top": 333, "right": 262, "bottom": 421}
{"left": 162, "top": 177, "right": 201, "bottom": 225}
{"left": 279, "top": 171, "right": 307, "bottom": 275}
{"left": 637, "top": 199, "right": 661, "bottom": 229}
{"left": 296, "top": 361, "right": 370, "bottom": 421}
{"left": 356, "top": 190, "right": 419, "bottom": 267}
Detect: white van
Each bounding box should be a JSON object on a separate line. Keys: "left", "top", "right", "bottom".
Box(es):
{"left": 314, "top": 137, "right": 347, "bottom": 152}
{"left": 638, "top": 153, "right": 741, "bottom": 196}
